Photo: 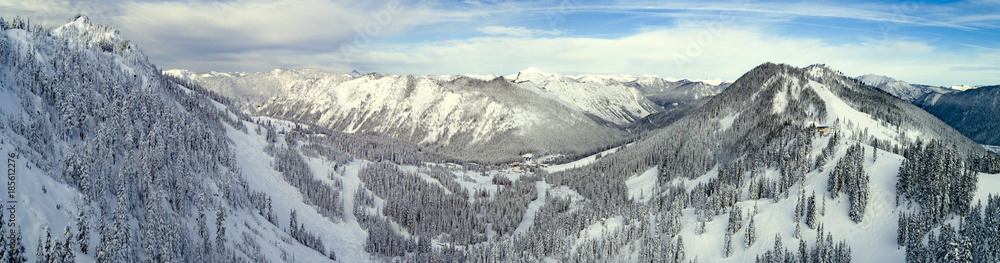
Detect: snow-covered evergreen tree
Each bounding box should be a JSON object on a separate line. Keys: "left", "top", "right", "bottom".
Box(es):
{"left": 74, "top": 208, "right": 88, "bottom": 255}
{"left": 745, "top": 215, "right": 756, "bottom": 248}
{"left": 61, "top": 226, "right": 74, "bottom": 263}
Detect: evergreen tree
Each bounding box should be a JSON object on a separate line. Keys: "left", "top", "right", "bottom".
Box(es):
{"left": 806, "top": 192, "right": 817, "bottom": 228}
{"left": 745, "top": 215, "right": 756, "bottom": 248}
{"left": 8, "top": 228, "right": 27, "bottom": 263}
{"left": 675, "top": 236, "right": 685, "bottom": 263}
{"left": 196, "top": 200, "right": 211, "bottom": 262}
{"left": 36, "top": 237, "right": 44, "bottom": 263}
{"left": 75, "top": 209, "right": 88, "bottom": 254}
{"left": 772, "top": 234, "right": 784, "bottom": 263}
{"left": 290, "top": 209, "right": 298, "bottom": 240}
{"left": 723, "top": 232, "right": 733, "bottom": 258}
{"left": 0, "top": 212, "right": 6, "bottom": 262}
{"left": 43, "top": 227, "right": 52, "bottom": 263}
{"left": 52, "top": 238, "right": 64, "bottom": 263}
{"left": 821, "top": 197, "right": 826, "bottom": 216}
{"left": 794, "top": 221, "right": 801, "bottom": 239}
{"left": 111, "top": 185, "right": 131, "bottom": 263}
{"left": 97, "top": 215, "right": 118, "bottom": 262}
{"left": 61, "top": 226, "right": 74, "bottom": 263}
{"left": 216, "top": 205, "right": 226, "bottom": 254}
{"left": 798, "top": 239, "right": 808, "bottom": 263}
{"left": 726, "top": 206, "right": 742, "bottom": 235}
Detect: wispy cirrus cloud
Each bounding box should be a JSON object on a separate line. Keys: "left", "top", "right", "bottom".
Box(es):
{"left": 347, "top": 26, "right": 999, "bottom": 86}
{"left": 477, "top": 26, "right": 562, "bottom": 36}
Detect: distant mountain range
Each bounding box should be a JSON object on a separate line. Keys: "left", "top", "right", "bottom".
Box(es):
{"left": 857, "top": 74, "right": 999, "bottom": 146}
{"left": 166, "top": 68, "right": 730, "bottom": 163}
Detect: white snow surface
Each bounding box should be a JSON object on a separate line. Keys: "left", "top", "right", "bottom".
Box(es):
{"left": 626, "top": 167, "right": 658, "bottom": 203}
{"left": 950, "top": 84, "right": 979, "bottom": 91}
{"left": 543, "top": 146, "right": 623, "bottom": 173}
{"left": 513, "top": 181, "right": 551, "bottom": 236}
{"left": 975, "top": 173, "right": 1000, "bottom": 204}
{"left": 719, "top": 111, "right": 740, "bottom": 130}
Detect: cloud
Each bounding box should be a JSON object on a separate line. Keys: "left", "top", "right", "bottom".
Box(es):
{"left": 110, "top": 0, "right": 448, "bottom": 65}
{"left": 0, "top": 0, "right": 996, "bottom": 85}
{"left": 0, "top": 0, "right": 479, "bottom": 72}
{"left": 345, "top": 26, "right": 998, "bottom": 86}
{"left": 477, "top": 26, "right": 562, "bottom": 36}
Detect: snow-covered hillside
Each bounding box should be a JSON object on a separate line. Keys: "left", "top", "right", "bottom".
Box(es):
{"left": 482, "top": 63, "right": 995, "bottom": 262}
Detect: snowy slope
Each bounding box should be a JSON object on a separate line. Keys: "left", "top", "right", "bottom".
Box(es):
{"left": 678, "top": 137, "right": 906, "bottom": 262}
{"left": 665, "top": 64, "right": 983, "bottom": 261}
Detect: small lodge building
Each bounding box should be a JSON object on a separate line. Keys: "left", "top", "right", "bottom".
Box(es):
{"left": 815, "top": 126, "right": 831, "bottom": 136}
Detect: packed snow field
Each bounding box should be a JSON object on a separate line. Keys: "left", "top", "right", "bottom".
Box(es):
{"left": 2, "top": 16, "right": 999, "bottom": 263}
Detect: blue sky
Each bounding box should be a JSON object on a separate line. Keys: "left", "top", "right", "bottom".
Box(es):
{"left": 2, "top": 0, "right": 999, "bottom": 86}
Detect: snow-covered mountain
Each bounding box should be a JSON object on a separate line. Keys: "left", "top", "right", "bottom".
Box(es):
{"left": 918, "top": 85, "right": 1000, "bottom": 146}
{"left": 856, "top": 74, "right": 954, "bottom": 102}
{"left": 166, "top": 66, "right": 730, "bottom": 163}
{"left": 566, "top": 72, "right": 730, "bottom": 109}
{"left": 516, "top": 63, "right": 995, "bottom": 262}
{"left": 166, "top": 69, "right": 642, "bottom": 163}
{"left": 167, "top": 67, "right": 725, "bottom": 163}
{"left": 0, "top": 15, "right": 256, "bottom": 262}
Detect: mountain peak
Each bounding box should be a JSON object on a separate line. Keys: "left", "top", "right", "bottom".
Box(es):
{"left": 67, "top": 14, "right": 89, "bottom": 24}
{"left": 717, "top": 63, "right": 981, "bottom": 155}
{"left": 950, "top": 84, "right": 979, "bottom": 91}
{"left": 519, "top": 66, "right": 546, "bottom": 75}
{"left": 508, "top": 66, "right": 560, "bottom": 82}
{"left": 857, "top": 74, "right": 902, "bottom": 87}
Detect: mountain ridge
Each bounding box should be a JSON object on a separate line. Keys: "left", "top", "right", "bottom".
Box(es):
{"left": 167, "top": 67, "right": 729, "bottom": 163}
